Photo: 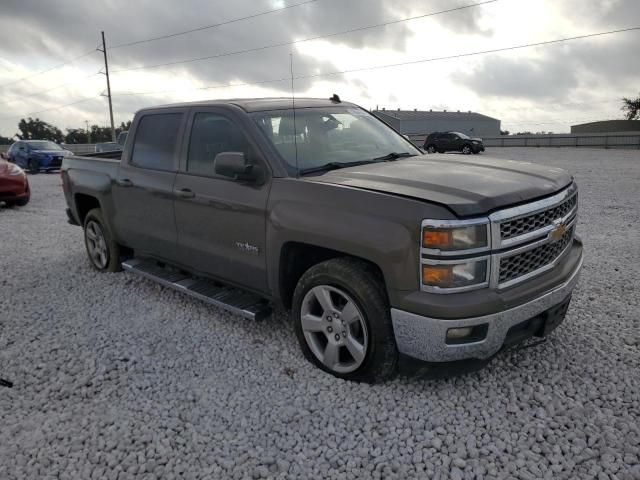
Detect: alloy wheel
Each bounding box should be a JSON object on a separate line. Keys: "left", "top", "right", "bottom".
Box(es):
{"left": 300, "top": 285, "right": 369, "bottom": 374}
{"left": 85, "top": 220, "right": 109, "bottom": 269}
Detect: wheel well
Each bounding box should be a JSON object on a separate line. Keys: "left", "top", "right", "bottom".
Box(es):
{"left": 278, "top": 242, "right": 386, "bottom": 310}
{"left": 74, "top": 194, "right": 100, "bottom": 225}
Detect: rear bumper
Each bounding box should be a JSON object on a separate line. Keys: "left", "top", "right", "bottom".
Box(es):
{"left": 391, "top": 248, "right": 583, "bottom": 363}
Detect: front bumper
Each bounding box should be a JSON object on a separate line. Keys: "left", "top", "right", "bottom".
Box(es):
{"left": 391, "top": 248, "right": 583, "bottom": 363}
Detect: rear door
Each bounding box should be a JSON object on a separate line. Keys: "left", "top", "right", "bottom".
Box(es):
{"left": 173, "top": 108, "right": 272, "bottom": 293}
{"left": 112, "top": 109, "right": 187, "bottom": 259}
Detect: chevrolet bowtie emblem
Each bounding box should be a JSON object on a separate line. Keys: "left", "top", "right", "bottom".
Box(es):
{"left": 550, "top": 221, "right": 567, "bottom": 242}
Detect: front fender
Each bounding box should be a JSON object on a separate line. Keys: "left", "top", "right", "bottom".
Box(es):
{"left": 266, "top": 178, "right": 455, "bottom": 297}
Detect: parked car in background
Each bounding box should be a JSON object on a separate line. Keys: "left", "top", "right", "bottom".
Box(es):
{"left": 6, "top": 140, "right": 72, "bottom": 173}
{"left": 0, "top": 156, "right": 29, "bottom": 206}
{"left": 423, "top": 132, "right": 485, "bottom": 155}
{"left": 61, "top": 97, "right": 582, "bottom": 382}
{"left": 95, "top": 142, "right": 123, "bottom": 153}
{"left": 116, "top": 131, "right": 128, "bottom": 148}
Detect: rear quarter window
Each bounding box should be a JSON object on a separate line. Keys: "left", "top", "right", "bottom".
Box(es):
{"left": 131, "top": 113, "right": 183, "bottom": 170}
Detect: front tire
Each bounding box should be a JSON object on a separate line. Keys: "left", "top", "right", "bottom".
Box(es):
{"left": 83, "top": 208, "right": 122, "bottom": 272}
{"left": 28, "top": 158, "right": 39, "bottom": 174}
{"left": 462, "top": 144, "right": 472, "bottom": 155}
{"left": 292, "top": 258, "right": 398, "bottom": 382}
{"left": 426, "top": 145, "right": 436, "bottom": 154}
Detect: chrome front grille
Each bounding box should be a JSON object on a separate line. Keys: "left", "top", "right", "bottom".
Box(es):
{"left": 490, "top": 183, "right": 578, "bottom": 288}
{"left": 500, "top": 193, "right": 577, "bottom": 240}
{"left": 499, "top": 226, "right": 574, "bottom": 284}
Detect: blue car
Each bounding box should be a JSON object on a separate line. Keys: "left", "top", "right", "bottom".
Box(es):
{"left": 6, "top": 140, "right": 72, "bottom": 174}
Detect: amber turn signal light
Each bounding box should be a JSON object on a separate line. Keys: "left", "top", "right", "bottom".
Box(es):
{"left": 423, "top": 229, "right": 452, "bottom": 249}
{"left": 422, "top": 265, "right": 453, "bottom": 286}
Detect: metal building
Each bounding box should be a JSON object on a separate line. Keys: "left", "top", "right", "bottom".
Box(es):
{"left": 571, "top": 120, "right": 640, "bottom": 134}
{"left": 372, "top": 109, "right": 501, "bottom": 137}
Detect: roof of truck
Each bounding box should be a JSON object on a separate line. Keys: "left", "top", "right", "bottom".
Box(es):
{"left": 139, "top": 97, "right": 357, "bottom": 113}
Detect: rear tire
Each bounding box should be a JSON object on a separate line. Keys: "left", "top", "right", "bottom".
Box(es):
{"left": 83, "top": 208, "right": 122, "bottom": 272}
{"left": 292, "top": 258, "right": 398, "bottom": 383}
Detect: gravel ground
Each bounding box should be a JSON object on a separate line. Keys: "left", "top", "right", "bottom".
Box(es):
{"left": 0, "top": 148, "right": 639, "bottom": 480}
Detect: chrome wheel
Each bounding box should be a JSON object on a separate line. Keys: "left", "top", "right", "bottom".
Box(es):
{"left": 427, "top": 145, "right": 436, "bottom": 154}
{"left": 462, "top": 145, "right": 472, "bottom": 154}
{"left": 300, "top": 285, "right": 368, "bottom": 374}
{"left": 85, "top": 220, "right": 108, "bottom": 269}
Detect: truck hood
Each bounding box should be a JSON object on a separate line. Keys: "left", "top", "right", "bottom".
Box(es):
{"left": 305, "top": 155, "right": 573, "bottom": 217}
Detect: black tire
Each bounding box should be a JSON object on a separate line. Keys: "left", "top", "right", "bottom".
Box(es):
{"left": 83, "top": 208, "right": 122, "bottom": 272}
{"left": 426, "top": 145, "right": 437, "bottom": 154}
{"left": 292, "top": 258, "right": 398, "bottom": 383}
{"left": 462, "top": 144, "right": 472, "bottom": 155}
{"left": 28, "top": 158, "right": 39, "bottom": 174}
{"left": 437, "top": 149, "right": 445, "bottom": 154}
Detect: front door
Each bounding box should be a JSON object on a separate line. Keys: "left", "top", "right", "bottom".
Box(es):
{"left": 173, "top": 109, "right": 271, "bottom": 293}
{"left": 112, "top": 110, "right": 186, "bottom": 259}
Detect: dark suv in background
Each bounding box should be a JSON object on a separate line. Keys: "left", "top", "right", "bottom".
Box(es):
{"left": 424, "top": 132, "right": 485, "bottom": 155}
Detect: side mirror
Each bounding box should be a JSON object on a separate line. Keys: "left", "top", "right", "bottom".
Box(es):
{"left": 214, "top": 152, "right": 263, "bottom": 184}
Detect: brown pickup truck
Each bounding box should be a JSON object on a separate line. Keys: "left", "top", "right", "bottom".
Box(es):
{"left": 61, "top": 97, "right": 583, "bottom": 382}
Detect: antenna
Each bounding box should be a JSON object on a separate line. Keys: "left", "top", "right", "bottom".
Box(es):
{"left": 290, "top": 53, "right": 299, "bottom": 177}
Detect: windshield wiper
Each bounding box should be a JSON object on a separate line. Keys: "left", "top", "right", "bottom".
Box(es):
{"left": 371, "top": 152, "right": 416, "bottom": 161}
{"left": 299, "top": 160, "right": 378, "bottom": 176}
{"left": 299, "top": 152, "right": 416, "bottom": 176}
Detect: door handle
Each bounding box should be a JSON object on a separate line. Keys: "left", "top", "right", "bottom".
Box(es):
{"left": 175, "top": 188, "right": 195, "bottom": 199}
{"left": 117, "top": 178, "right": 133, "bottom": 187}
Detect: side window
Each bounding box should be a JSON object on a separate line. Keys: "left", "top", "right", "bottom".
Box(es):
{"left": 131, "top": 113, "right": 183, "bottom": 171}
{"left": 187, "top": 112, "right": 249, "bottom": 177}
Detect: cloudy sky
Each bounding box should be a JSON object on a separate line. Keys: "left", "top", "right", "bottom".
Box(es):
{"left": 0, "top": 0, "right": 638, "bottom": 138}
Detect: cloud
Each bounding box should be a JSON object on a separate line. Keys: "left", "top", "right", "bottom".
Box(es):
{"left": 452, "top": 55, "right": 579, "bottom": 100}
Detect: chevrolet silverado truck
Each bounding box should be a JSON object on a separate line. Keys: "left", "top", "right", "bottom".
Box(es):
{"left": 61, "top": 97, "right": 583, "bottom": 382}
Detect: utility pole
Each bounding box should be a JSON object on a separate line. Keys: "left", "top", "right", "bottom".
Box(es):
{"left": 85, "top": 120, "right": 91, "bottom": 144}
{"left": 99, "top": 31, "right": 116, "bottom": 142}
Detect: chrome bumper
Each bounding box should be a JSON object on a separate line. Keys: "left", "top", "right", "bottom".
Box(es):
{"left": 391, "top": 251, "right": 583, "bottom": 363}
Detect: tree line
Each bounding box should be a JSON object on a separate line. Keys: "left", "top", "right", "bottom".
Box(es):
{"left": 0, "top": 118, "right": 132, "bottom": 145}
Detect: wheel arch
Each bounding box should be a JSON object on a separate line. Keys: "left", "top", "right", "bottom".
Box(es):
{"left": 278, "top": 241, "right": 387, "bottom": 310}
{"left": 74, "top": 193, "right": 102, "bottom": 225}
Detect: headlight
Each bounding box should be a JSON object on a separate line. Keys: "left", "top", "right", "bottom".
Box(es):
{"left": 420, "top": 218, "right": 491, "bottom": 293}
{"left": 422, "top": 259, "right": 488, "bottom": 290}
{"left": 7, "top": 163, "right": 25, "bottom": 176}
{"left": 422, "top": 223, "right": 488, "bottom": 252}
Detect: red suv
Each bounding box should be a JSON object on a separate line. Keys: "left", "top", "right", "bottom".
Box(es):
{"left": 0, "top": 156, "right": 30, "bottom": 207}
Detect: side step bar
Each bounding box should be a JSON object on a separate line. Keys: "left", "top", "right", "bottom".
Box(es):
{"left": 122, "top": 259, "right": 272, "bottom": 321}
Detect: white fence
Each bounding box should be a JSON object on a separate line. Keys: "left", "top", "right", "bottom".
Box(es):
{"left": 408, "top": 132, "right": 640, "bottom": 150}
{"left": 3, "top": 133, "right": 640, "bottom": 155}
{"left": 0, "top": 143, "right": 98, "bottom": 154}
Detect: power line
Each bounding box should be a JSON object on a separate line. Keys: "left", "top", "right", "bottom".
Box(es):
{"left": 112, "top": 26, "right": 640, "bottom": 98}
{"left": 0, "top": 50, "right": 99, "bottom": 89}
{"left": 109, "top": 0, "right": 321, "bottom": 50}
{"left": 0, "top": 95, "right": 102, "bottom": 121}
{"left": 111, "top": 0, "right": 497, "bottom": 74}
{"left": 0, "top": 73, "right": 101, "bottom": 107}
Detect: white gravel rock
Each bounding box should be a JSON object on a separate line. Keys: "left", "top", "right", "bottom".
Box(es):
{"left": 0, "top": 148, "right": 639, "bottom": 479}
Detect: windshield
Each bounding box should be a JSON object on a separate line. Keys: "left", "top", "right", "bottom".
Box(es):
{"left": 26, "top": 140, "right": 62, "bottom": 150}
{"left": 252, "top": 106, "right": 421, "bottom": 173}
{"left": 452, "top": 132, "right": 471, "bottom": 140}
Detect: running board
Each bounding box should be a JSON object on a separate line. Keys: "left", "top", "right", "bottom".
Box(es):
{"left": 122, "top": 259, "right": 272, "bottom": 321}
